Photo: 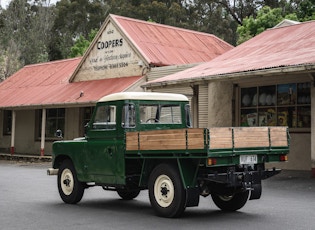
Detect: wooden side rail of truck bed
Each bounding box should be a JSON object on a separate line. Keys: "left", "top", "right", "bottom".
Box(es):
{"left": 125, "top": 126, "right": 289, "bottom": 152}
{"left": 126, "top": 128, "right": 206, "bottom": 151}
{"left": 209, "top": 126, "right": 289, "bottom": 149}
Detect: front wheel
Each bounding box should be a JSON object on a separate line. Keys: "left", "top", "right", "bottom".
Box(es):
{"left": 57, "top": 159, "right": 85, "bottom": 204}
{"left": 211, "top": 190, "right": 249, "bottom": 211}
{"left": 148, "top": 164, "right": 186, "bottom": 218}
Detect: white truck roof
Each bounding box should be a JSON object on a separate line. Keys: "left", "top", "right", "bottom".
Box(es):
{"left": 98, "top": 92, "right": 189, "bottom": 102}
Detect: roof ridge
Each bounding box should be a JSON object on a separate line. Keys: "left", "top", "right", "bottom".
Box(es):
{"left": 24, "top": 57, "right": 82, "bottom": 68}
{"left": 110, "top": 14, "right": 220, "bottom": 38}
{"left": 267, "top": 19, "right": 315, "bottom": 31}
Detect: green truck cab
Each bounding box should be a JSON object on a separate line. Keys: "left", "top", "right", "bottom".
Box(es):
{"left": 48, "top": 92, "right": 290, "bottom": 218}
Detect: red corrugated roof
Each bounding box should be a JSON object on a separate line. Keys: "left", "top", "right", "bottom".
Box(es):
{"left": 111, "top": 14, "right": 233, "bottom": 66}
{"left": 146, "top": 20, "right": 315, "bottom": 85}
{"left": 0, "top": 14, "right": 233, "bottom": 109}
{"left": 0, "top": 58, "right": 142, "bottom": 108}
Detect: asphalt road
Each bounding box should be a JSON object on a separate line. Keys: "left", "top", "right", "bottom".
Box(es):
{"left": 1, "top": 160, "right": 315, "bottom": 230}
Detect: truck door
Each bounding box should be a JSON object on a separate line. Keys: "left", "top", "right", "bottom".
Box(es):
{"left": 86, "top": 104, "right": 119, "bottom": 184}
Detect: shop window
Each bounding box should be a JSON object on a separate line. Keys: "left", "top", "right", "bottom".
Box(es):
{"left": 240, "top": 82, "right": 311, "bottom": 129}
{"left": 36, "top": 108, "right": 65, "bottom": 139}
{"left": 3, "top": 110, "right": 12, "bottom": 135}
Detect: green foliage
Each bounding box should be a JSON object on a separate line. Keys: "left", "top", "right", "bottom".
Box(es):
{"left": 0, "top": 0, "right": 314, "bottom": 79}
{"left": 237, "top": 6, "right": 299, "bottom": 45}
{"left": 296, "top": 0, "right": 315, "bottom": 21}
{"left": 49, "top": 0, "right": 109, "bottom": 60}
{"left": 69, "top": 29, "right": 98, "bottom": 58}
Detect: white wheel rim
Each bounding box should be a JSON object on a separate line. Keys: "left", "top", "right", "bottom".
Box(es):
{"left": 61, "top": 168, "right": 74, "bottom": 196}
{"left": 154, "top": 175, "right": 174, "bottom": 208}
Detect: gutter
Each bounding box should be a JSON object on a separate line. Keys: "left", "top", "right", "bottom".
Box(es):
{"left": 0, "top": 101, "right": 98, "bottom": 111}
{"left": 143, "top": 63, "right": 315, "bottom": 89}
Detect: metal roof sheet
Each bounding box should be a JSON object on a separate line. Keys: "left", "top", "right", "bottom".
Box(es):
{"left": 111, "top": 14, "right": 233, "bottom": 66}
{"left": 0, "top": 58, "right": 142, "bottom": 109}
{"left": 146, "top": 20, "right": 315, "bottom": 86}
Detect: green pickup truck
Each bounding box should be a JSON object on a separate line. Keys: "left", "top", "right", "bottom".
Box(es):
{"left": 48, "top": 92, "right": 290, "bottom": 218}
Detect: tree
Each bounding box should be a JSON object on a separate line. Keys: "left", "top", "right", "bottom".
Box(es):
{"left": 49, "top": 0, "right": 109, "bottom": 60}
{"left": 0, "top": 41, "right": 22, "bottom": 81}
{"left": 296, "top": 0, "right": 315, "bottom": 21}
{"left": 0, "top": 0, "right": 55, "bottom": 66}
{"left": 69, "top": 29, "right": 98, "bottom": 58}
{"left": 237, "top": 6, "right": 299, "bottom": 44}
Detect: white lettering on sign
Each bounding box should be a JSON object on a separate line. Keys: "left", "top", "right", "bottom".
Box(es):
{"left": 74, "top": 22, "right": 143, "bottom": 81}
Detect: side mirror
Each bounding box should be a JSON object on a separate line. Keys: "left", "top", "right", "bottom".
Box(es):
{"left": 55, "top": 129, "right": 63, "bottom": 139}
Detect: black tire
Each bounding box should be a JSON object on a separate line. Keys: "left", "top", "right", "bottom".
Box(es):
{"left": 148, "top": 164, "right": 186, "bottom": 218}
{"left": 57, "top": 159, "right": 84, "bottom": 204}
{"left": 211, "top": 190, "right": 249, "bottom": 211}
{"left": 117, "top": 189, "right": 141, "bottom": 200}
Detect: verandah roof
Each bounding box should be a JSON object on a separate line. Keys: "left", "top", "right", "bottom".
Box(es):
{"left": 0, "top": 58, "right": 142, "bottom": 109}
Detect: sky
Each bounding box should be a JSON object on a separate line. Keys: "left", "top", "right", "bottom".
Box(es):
{"left": 1, "top": 0, "right": 59, "bottom": 9}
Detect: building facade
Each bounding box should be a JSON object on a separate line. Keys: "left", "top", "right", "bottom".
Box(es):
{"left": 144, "top": 21, "right": 315, "bottom": 175}
{"left": 0, "top": 14, "right": 232, "bottom": 156}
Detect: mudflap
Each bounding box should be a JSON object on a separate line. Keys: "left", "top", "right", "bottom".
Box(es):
{"left": 186, "top": 187, "right": 200, "bottom": 207}
{"left": 249, "top": 183, "right": 262, "bottom": 200}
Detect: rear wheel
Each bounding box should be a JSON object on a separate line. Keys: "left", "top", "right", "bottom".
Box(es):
{"left": 148, "top": 164, "right": 186, "bottom": 218}
{"left": 117, "top": 189, "right": 141, "bottom": 200}
{"left": 57, "top": 159, "right": 84, "bottom": 204}
{"left": 211, "top": 190, "right": 249, "bottom": 211}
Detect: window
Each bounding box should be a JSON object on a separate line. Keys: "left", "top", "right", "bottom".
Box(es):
{"left": 140, "top": 104, "right": 182, "bottom": 124}
{"left": 80, "top": 106, "right": 95, "bottom": 136}
{"left": 185, "top": 104, "right": 192, "bottom": 127}
{"left": 3, "top": 110, "right": 12, "bottom": 135}
{"left": 240, "top": 82, "right": 311, "bottom": 129}
{"left": 122, "top": 104, "right": 136, "bottom": 128}
{"left": 92, "top": 105, "right": 116, "bottom": 130}
{"left": 36, "top": 108, "right": 65, "bottom": 139}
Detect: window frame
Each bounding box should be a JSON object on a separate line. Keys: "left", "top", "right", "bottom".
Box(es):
{"left": 36, "top": 108, "right": 65, "bottom": 140}
{"left": 2, "top": 110, "right": 12, "bottom": 136}
{"left": 239, "top": 82, "right": 311, "bottom": 132}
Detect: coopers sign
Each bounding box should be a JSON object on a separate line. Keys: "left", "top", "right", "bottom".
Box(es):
{"left": 97, "top": 38, "right": 123, "bottom": 50}
{"left": 73, "top": 22, "right": 143, "bottom": 82}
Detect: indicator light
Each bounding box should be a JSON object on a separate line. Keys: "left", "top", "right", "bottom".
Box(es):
{"left": 280, "top": 155, "right": 288, "bottom": 161}
{"left": 207, "top": 158, "right": 217, "bottom": 165}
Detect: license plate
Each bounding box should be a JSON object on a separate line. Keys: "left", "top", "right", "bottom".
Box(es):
{"left": 240, "top": 155, "right": 257, "bottom": 164}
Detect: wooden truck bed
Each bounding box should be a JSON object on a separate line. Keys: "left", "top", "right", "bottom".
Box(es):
{"left": 126, "top": 126, "right": 289, "bottom": 153}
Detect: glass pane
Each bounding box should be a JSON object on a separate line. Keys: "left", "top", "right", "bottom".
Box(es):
{"left": 185, "top": 104, "right": 192, "bottom": 127}
{"left": 93, "top": 105, "right": 116, "bottom": 129}
{"left": 297, "top": 82, "right": 311, "bottom": 105}
{"left": 47, "top": 109, "right": 57, "bottom": 117}
{"left": 122, "top": 104, "right": 136, "bottom": 128}
{"left": 46, "top": 119, "right": 57, "bottom": 137}
{"left": 3, "top": 110, "right": 12, "bottom": 135}
{"left": 277, "top": 107, "right": 296, "bottom": 127}
{"left": 258, "top": 85, "right": 276, "bottom": 106}
{"left": 241, "top": 87, "right": 257, "bottom": 107}
{"left": 140, "top": 105, "right": 158, "bottom": 123}
{"left": 277, "top": 84, "right": 296, "bottom": 105}
{"left": 240, "top": 109, "right": 257, "bottom": 126}
{"left": 297, "top": 106, "right": 311, "bottom": 128}
{"left": 258, "top": 108, "right": 276, "bottom": 126}
{"left": 58, "top": 108, "right": 65, "bottom": 117}
{"left": 160, "top": 105, "right": 181, "bottom": 124}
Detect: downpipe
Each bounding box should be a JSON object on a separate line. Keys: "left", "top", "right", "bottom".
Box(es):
{"left": 47, "top": 168, "right": 59, "bottom": 176}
